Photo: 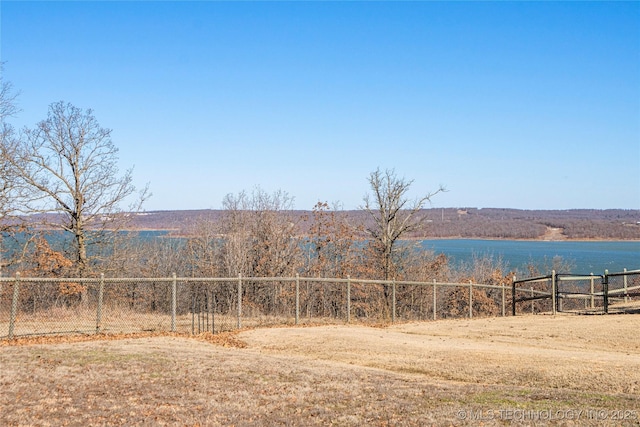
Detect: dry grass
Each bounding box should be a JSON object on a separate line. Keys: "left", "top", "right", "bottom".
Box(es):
{"left": 0, "top": 307, "right": 342, "bottom": 338}
{"left": 1, "top": 314, "right": 640, "bottom": 426}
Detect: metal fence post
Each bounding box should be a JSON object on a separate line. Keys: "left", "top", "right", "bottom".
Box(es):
{"left": 392, "top": 279, "right": 396, "bottom": 323}
{"left": 0, "top": 257, "right": 3, "bottom": 305}
{"left": 295, "top": 274, "right": 300, "bottom": 325}
{"left": 551, "top": 270, "right": 557, "bottom": 315}
{"left": 531, "top": 287, "right": 534, "bottom": 315}
{"left": 433, "top": 280, "right": 437, "bottom": 321}
{"left": 511, "top": 276, "right": 517, "bottom": 317}
{"left": 469, "top": 281, "right": 473, "bottom": 319}
{"left": 590, "top": 274, "right": 595, "bottom": 309}
{"left": 8, "top": 272, "right": 20, "bottom": 340}
{"left": 623, "top": 268, "right": 628, "bottom": 303}
{"left": 237, "top": 274, "right": 242, "bottom": 329}
{"left": 96, "top": 273, "right": 104, "bottom": 333}
{"left": 171, "top": 273, "right": 177, "bottom": 332}
{"left": 603, "top": 270, "right": 609, "bottom": 314}
{"left": 346, "top": 275, "right": 351, "bottom": 324}
{"left": 558, "top": 286, "right": 563, "bottom": 312}
{"left": 501, "top": 284, "right": 506, "bottom": 317}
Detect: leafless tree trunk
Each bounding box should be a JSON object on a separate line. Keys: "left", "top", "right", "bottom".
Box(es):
{"left": 362, "top": 168, "right": 445, "bottom": 281}
{"left": 10, "top": 101, "right": 149, "bottom": 275}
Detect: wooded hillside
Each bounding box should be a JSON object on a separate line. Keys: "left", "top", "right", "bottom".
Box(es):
{"left": 127, "top": 208, "right": 640, "bottom": 240}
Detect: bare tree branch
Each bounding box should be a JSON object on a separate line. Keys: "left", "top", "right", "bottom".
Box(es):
{"left": 362, "top": 168, "right": 446, "bottom": 280}
{"left": 0, "top": 65, "right": 30, "bottom": 234}
{"left": 10, "top": 101, "right": 148, "bottom": 274}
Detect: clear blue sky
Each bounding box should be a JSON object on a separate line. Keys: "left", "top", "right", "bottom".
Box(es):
{"left": 2, "top": 1, "right": 639, "bottom": 211}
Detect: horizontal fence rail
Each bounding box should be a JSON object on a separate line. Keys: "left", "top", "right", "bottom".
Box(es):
{"left": 512, "top": 269, "right": 640, "bottom": 316}
{"left": 1, "top": 269, "right": 638, "bottom": 340}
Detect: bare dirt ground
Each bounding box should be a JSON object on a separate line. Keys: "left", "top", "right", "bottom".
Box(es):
{"left": 1, "top": 314, "right": 639, "bottom": 426}
{"left": 542, "top": 226, "right": 567, "bottom": 241}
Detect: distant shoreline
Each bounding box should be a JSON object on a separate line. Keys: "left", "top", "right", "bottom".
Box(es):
{"left": 13, "top": 226, "right": 640, "bottom": 242}
{"left": 10, "top": 207, "right": 640, "bottom": 241}
{"left": 126, "top": 229, "right": 640, "bottom": 243}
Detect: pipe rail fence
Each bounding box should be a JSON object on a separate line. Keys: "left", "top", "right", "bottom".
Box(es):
{"left": 512, "top": 268, "right": 640, "bottom": 315}
{"left": 2, "top": 269, "right": 638, "bottom": 340}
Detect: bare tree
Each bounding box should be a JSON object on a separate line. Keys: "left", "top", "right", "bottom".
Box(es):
{"left": 182, "top": 214, "right": 224, "bottom": 277}
{"left": 206, "top": 188, "right": 303, "bottom": 315}
{"left": 362, "top": 168, "right": 445, "bottom": 280}
{"left": 0, "top": 67, "right": 23, "bottom": 230}
{"left": 11, "top": 101, "right": 149, "bottom": 275}
{"left": 219, "top": 188, "right": 301, "bottom": 278}
{"left": 306, "top": 201, "right": 361, "bottom": 278}
{"left": 0, "top": 68, "right": 36, "bottom": 275}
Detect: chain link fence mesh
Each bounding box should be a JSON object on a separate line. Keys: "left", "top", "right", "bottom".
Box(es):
{"left": 513, "top": 275, "right": 562, "bottom": 315}
{"left": 2, "top": 270, "right": 637, "bottom": 340}
{"left": 607, "top": 270, "right": 640, "bottom": 313}
{"left": 556, "top": 275, "right": 604, "bottom": 312}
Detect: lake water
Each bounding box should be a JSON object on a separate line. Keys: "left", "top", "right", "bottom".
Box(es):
{"left": 421, "top": 239, "right": 640, "bottom": 275}
{"left": 3, "top": 232, "right": 638, "bottom": 276}
{"left": 145, "top": 233, "right": 636, "bottom": 274}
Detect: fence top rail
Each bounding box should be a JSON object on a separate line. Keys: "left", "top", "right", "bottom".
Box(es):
{"left": 606, "top": 269, "right": 640, "bottom": 277}
{"left": 0, "top": 276, "right": 102, "bottom": 283}
{"left": 513, "top": 275, "right": 551, "bottom": 285}
{"left": 3, "top": 269, "right": 636, "bottom": 284}
{"left": 301, "top": 277, "right": 351, "bottom": 284}
{"left": 0, "top": 274, "right": 510, "bottom": 291}
{"left": 0, "top": 277, "right": 183, "bottom": 283}
{"left": 557, "top": 274, "right": 604, "bottom": 281}
{"left": 10, "top": 273, "right": 636, "bottom": 291}
{"left": 305, "top": 277, "right": 510, "bottom": 290}
{"left": 199, "top": 276, "right": 294, "bottom": 283}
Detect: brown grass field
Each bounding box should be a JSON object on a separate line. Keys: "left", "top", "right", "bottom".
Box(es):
{"left": 1, "top": 313, "right": 639, "bottom": 426}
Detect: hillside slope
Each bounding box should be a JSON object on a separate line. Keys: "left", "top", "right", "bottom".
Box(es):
{"left": 128, "top": 208, "right": 640, "bottom": 240}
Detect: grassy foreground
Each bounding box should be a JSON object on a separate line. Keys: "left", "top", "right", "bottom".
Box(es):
{"left": 1, "top": 314, "right": 639, "bottom": 426}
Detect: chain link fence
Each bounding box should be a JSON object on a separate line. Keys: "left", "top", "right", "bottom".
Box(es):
{"left": 2, "top": 269, "right": 638, "bottom": 339}
{"left": 557, "top": 274, "right": 606, "bottom": 312}
{"left": 605, "top": 269, "right": 640, "bottom": 313}
{"left": 1, "top": 274, "right": 514, "bottom": 339}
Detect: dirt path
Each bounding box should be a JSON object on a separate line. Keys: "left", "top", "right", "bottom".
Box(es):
{"left": 1, "top": 315, "right": 639, "bottom": 426}
{"left": 542, "top": 226, "right": 566, "bottom": 240}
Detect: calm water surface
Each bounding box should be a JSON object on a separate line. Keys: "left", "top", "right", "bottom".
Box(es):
{"left": 421, "top": 239, "right": 640, "bottom": 274}
{"left": 3, "top": 232, "right": 637, "bottom": 276}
